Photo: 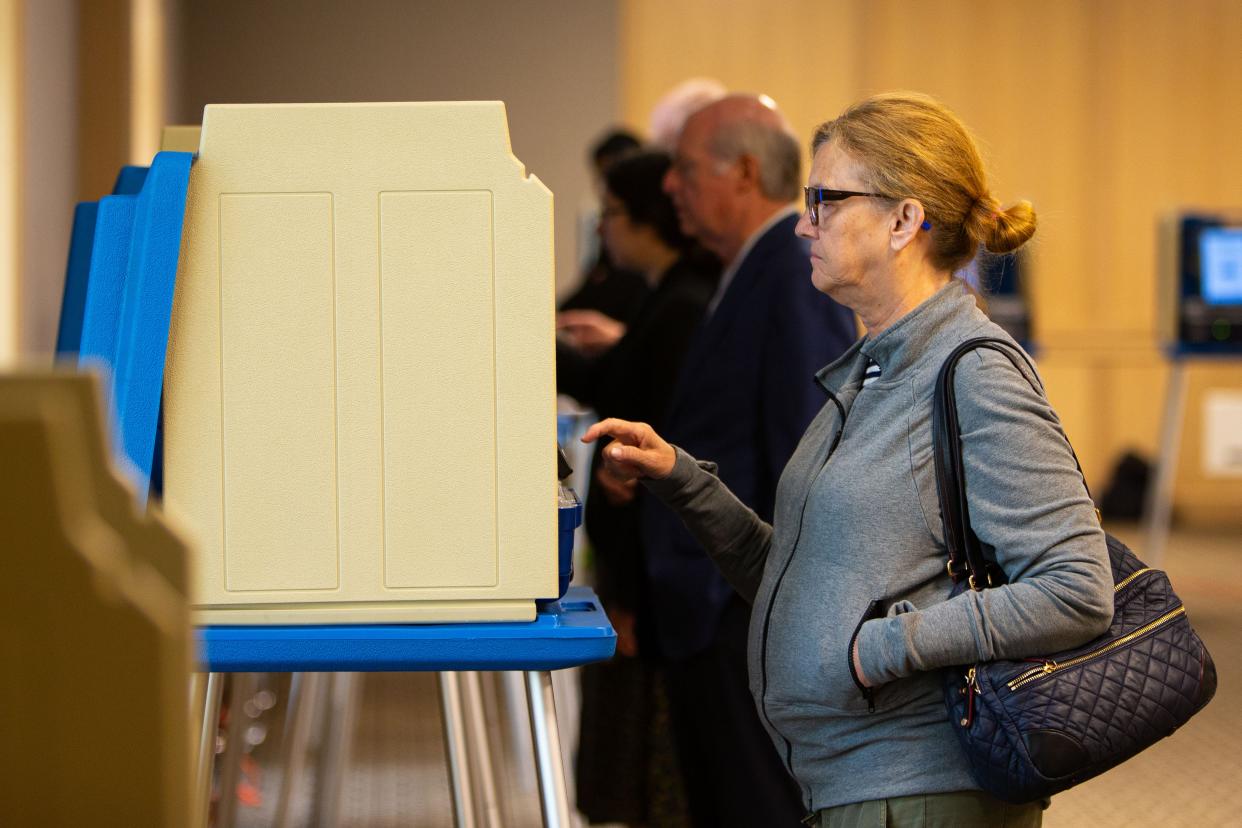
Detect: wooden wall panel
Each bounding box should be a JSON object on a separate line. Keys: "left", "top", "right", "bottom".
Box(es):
{"left": 621, "top": 0, "right": 1242, "bottom": 525}
{"left": 620, "top": 0, "right": 862, "bottom": 150}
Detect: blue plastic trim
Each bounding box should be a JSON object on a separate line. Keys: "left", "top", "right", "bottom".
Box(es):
{"left": 197, "top": 586, "right": 616, "bottom": 673}
{"left": 55, "top": 202, "right": 100, "bottom": 357}
{"left": 108, "top": 151, "right": 193, "bottom": 504}
{"left": 73, "top": 153, "right": 192, "bottom": 504}
{"left": 112, "top": 165, "right": 150, "bottom": 195}
{"left": 78, "top": 196, "right": 138, "bottom": 371}
{"left": 547, "top": 490, "right": 582, "bottom": 601}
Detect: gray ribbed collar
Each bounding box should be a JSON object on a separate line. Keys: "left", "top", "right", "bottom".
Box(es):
{"left": 815, "top": 279, "right": 975, "bottom": 394}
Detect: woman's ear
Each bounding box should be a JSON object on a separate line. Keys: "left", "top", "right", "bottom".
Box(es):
{"left": 889, "top": 199, "right": 926, "bottom": 252}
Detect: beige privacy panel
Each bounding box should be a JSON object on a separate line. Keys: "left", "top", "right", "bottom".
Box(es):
{"left": 160, "top": 124, "right": 202, "bottom": 153}
{"left": 0, "top": 373, "right": 190, "bottom": 827}
{"left": 164, "top": 103, "right": 556, "bottom": 623}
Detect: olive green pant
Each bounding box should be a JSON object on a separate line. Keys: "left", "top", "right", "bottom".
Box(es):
{"left": 815, "top": 790, "right": 1044, "bottom": 828}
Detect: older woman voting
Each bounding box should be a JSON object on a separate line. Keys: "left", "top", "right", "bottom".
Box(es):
{"left": 583, "top": 92, "right": 1113, "bottom": 828}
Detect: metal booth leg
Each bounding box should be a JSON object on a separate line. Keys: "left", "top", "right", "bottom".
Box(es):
{"left": 274, "top": 672, "right": 328, "bottom": 828}
{"left": 195, "top": 672, "right": 225, "bottom": 828}
{"left": 500, "top": 670, "right": 536, "bottom": 793}
{"left": 1145, "top": 359, "right": 1188, "bottom": 566}
{"left": 461, "top": 671, "right": 503, "bottom": 827}
{"left": 524, "top": 670, "right": 572, "bottom": 828}
{"left": 439, "top": 671, "right": 479, "bottom": 828}
{"left": 310, "top": 672, "right": 361, "bottom": 828}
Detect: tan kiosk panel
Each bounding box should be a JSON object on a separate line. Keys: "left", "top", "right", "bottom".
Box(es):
{"left": 165, "top": 102, "right": 557, "bottom": 624}
{"left": 160, "top": 124, "right": 202, "bottom": 153}
{"left": 0, "top": 373, "right": 191, "bottom": 827}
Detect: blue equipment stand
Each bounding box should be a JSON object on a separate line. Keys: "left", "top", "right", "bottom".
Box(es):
{"left": 196, "top": 587, "right": 614, "bottom": 828}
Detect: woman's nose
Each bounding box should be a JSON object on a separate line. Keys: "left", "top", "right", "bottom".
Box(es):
{"left": 794, "top": 210, "right": 816, "bottom": 239}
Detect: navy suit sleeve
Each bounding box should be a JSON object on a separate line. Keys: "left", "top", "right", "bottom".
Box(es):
{"left": 757, "top": 264, "right": 856, "bottom": 515}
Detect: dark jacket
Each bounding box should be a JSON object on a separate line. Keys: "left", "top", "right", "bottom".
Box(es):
{"left": 641, "top": 212, "right": 857, "bottom": 660}
{"left": 557, "top": 253, "right": 720, "bottom": 611}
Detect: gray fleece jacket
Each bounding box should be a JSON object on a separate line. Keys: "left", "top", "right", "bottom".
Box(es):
{"left": 644, "top": 280, "right": 1113, "bottom": 812}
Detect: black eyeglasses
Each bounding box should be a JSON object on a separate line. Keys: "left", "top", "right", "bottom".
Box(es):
{"left": 803, "top": 186, "right": 893, "bottom": 226}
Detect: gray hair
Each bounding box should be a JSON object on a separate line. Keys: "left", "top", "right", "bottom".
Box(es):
{"left": 708, "top": 119, "right": 802, "bottom": 202}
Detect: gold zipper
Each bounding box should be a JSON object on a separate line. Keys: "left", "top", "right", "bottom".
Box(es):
{"left": 1114, "top": 568, "right": 1154, "bottom": 593}
{"left": 1006, "top": 606, "right": 1186, "bottom": 691}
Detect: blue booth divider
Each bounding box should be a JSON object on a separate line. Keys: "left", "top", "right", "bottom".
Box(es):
{"left": 56, "top": 164, "right": 154, "bottom": 356}
{"left": 54, "top": 202, "right": 100, "bottom": 356}
{"left": 68, "top": 152, "right": 192, "bottom": 504}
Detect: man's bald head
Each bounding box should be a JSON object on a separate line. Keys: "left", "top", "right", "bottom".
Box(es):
{"left": 685, "top": 94, "right": 802, "bottom": 202}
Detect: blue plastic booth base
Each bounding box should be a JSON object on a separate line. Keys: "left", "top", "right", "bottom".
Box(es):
{"left": 197, "top": 586, "right": 615, "bottom": 673}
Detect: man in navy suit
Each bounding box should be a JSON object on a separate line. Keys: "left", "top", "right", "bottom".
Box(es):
{"left": 645, "top": 95, "right": 857, "bottom": 825}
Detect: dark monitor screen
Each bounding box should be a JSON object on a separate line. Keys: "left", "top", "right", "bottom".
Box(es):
{"left": 1178, "top": 215, "right": 1242, "bottom": 351}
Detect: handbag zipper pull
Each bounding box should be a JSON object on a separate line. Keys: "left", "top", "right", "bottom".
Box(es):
{"left": 960, "top": 667, "right": 979, "bottom": 727}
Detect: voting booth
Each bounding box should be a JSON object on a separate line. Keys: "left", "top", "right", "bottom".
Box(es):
{"left": 155, "top": 103, "right": 562, "bottom": 625}
{"left": 44, "top": 100, "right": 606, "bottom": 827}
{"left": 0, "top": 374, "right": 191, "bottom": 827}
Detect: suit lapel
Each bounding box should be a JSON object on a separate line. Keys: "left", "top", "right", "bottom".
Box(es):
{"left": 667, "top": 214, "right": 799, "bottom": 422}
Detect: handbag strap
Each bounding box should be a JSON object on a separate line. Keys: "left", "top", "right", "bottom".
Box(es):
{"left": 932, "top": 337, "right": 1094, "bottom": 591}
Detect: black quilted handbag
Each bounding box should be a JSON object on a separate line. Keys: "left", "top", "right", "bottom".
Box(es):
{"left": 934, "top": 337, "right": 1217, "bottom": 804}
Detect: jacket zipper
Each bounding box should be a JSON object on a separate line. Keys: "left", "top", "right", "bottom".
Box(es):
{"left": 757, "top": 391, "right": 848, "bottom": 783}
{"left": 847, "top": 600, "right": 883, "bottom": 712}
{"left": 1006, "top": 605, "right": 1186, "bottom": 692}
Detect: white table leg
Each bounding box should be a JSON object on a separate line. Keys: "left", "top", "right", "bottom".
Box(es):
{"left": 311, "top": 672, "right": 360, "bottom": 828}
{"left": 195, "top": 672, "right": 224, "bottom": 828}
{"left": 439, "top": 672, "right": 478, "bottom": 828}
{"left": 1145, "top": 359, "right": 1187, "bottom": 566}
{"left": 462, "top": 671, "right": 503, "bottom": 827}
{"left": 274, "top": 672, "right": 328, "bottom": 828}
{"left": 500, "top": 670, "right": 536, "bottom": 793}
{"left": 524, "top": 670, "right": 571, "bottom": 828}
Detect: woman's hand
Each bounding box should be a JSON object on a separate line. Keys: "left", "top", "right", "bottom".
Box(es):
{"left": 582, "top": 418, "right": 676, "bottom": 482}
{"left": 852, "top": 637, "right": 872, "bottom": 688}
{"left": 556, "top": 309, "right": 627, "bottom": 356}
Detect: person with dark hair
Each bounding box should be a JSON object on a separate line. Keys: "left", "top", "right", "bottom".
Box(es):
{"left": 557, "top": 150, "right": 720, "bottom": 826}
{"left": 558, "top": 128, "right": 650, "bottom": 330}
{"left": 591, "top": 128, "right": 642, "bottom": 172}
{"left": 583, "top": 92, "right": 1112, "bottom": 827}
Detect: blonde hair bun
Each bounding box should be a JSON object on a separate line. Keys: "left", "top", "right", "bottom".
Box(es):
{"left": 967, "top": 196, "right": 1037, "bottom": 254}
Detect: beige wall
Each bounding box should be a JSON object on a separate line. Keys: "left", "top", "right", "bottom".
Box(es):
{"left": 0, "top": 0, "right": 18, "bottom": 364}
{"left": 20, "top": 0, "right": 77, "bottom": 357}
{"left": 0, "top": 0, "right": 78, "bottom": 361}
{"left": 621, "top": 0, "right": 1242, "bottom": 524}
{"left": 174, "top": 0, "right": 621, "bottom": 299}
